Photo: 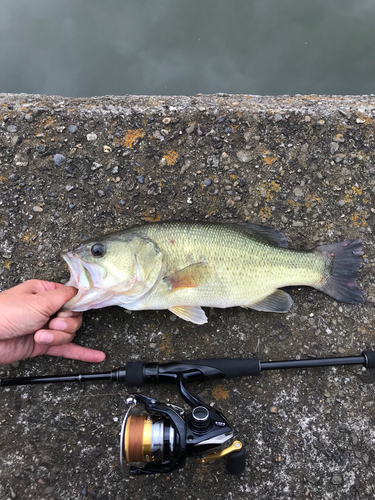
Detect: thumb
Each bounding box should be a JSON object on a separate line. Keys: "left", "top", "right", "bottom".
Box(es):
{"left": 38, "top": 286, "right": 79, "bottom": 315}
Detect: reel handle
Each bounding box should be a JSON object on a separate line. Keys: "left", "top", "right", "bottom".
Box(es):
{"left": 226, "top": 446, "right": 246, "bottom": 476}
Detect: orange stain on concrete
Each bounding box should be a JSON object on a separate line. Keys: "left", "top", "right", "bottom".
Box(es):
{"left": 259, "top": 207, "right": 272, "bottom": 219}
{"left": 22, "top": 229, "right": 36, "bottom": 245}
{"left": 262, "top": 181, "right": 281, "bottom": 201}
{"left": 356, "top": 112, "right": 374, "bottom": 126}
{"left": 142, "top": 209, "right": 162, "bottom": 222}
{"left": 123, "top": 129, "right": 145, "bottom": 149}
{"left": 212, "top": 384, "right": 230, "bottom": 400}
{"left": 351, "top": 211, "right": 367, "bottom": 227}
{"left": 113, "top": 129, "right": 145, "bottom": 149}
{"left": 163, "top": 150, "right": 179, "bottom": 165}
{"left": 304, "top": 194, "right": 323, "bottom": 208}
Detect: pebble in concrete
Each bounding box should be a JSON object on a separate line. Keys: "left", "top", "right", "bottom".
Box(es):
{"left": 53, "top": 154, "right": 66, "bottom": 166}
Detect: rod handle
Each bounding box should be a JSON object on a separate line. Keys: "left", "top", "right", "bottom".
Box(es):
{"left": 123, "top": 362, "right": 144, "bottom": 386}
{"left": 172, "top": 358, "right": 261, "bottom": 379}
{"left": 123, "top": 358, "right": 261, "bottom": 387}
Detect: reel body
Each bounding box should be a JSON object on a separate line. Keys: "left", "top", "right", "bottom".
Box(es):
{"left": 120, "top": 386, "right": 246, "bottom": 475}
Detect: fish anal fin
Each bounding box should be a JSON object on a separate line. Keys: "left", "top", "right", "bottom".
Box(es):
{"left": 169, "top": 305, "right": 208, "bottom": 324}
{"left": 164, "top": 262, "right": 209, "bottom": 291}
{"left": 249, "top": 290, "right": 293, "bottom": 313}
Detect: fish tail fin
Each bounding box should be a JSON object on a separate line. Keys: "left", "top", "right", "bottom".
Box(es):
{"left": 315, "top": 239, "right": 364, "bottom": 304}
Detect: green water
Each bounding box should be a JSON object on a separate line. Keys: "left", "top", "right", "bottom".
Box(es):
{"left": 1, "top": 0, "right": 374, "bottom": 97}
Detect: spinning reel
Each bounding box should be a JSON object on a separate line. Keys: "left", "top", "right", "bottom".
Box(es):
{"left": 120, "top": 386, "right": 245, "bottom": 475}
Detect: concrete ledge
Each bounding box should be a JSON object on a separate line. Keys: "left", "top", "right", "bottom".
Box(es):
{"left": 0, "top": 93, "right": 375, "bottom": 499}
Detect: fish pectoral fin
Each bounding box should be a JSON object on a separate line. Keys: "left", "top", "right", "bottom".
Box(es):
{"left": 248, "top": 290, "right": 293, "bottom": 313}
{"left": 163, "top": 262, "right": 210, "bottom": 292}
{"left": 169, "top": 305, "right": 208, "bottom": 324}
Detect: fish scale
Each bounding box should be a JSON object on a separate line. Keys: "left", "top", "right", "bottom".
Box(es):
{"left": 140, "top": 222, "right": 324, "bottom": 309}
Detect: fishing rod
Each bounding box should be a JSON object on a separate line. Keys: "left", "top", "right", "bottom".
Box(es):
{"left": 2, "top": 350, "right": 374, "bottom": 476}
{"left": 2, "top": 350, "right": 374, "bottom": 388}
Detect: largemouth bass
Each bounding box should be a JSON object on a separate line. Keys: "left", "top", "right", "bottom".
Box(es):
{"left": 61, "top": 221, "right": 364, "bottom": 324}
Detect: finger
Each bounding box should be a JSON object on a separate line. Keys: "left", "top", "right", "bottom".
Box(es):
{"left": 56, "top": 310, "right": 82, "bottom": 319}
{"left": 17, "top": 279, "right": 63, "bottom": 294}
{"left": 37, "top": 286, "right": 79, "bottom": 316}
{"left": 48, "top": 316, "right": 83, "bottom": 335}
{"left": 29, "top": 341, "right": 106, "bottom": 362}
{"left": 34, "top": 329, "right": 75, "bottom": 346}
{"left": 45, "top": 343, "right": 106, "bottom": 363}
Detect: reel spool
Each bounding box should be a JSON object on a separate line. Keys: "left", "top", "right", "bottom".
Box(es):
{"left": 123, "top": 414, "right": 176, "bottom": 463}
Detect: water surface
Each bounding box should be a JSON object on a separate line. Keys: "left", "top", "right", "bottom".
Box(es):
{"left": 1, "top": 0, "right": 374, "bottom": 97}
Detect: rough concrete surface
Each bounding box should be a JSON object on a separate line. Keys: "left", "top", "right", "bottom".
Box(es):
{"left": 0, "top": 93, "right": 374, "bottom": 499}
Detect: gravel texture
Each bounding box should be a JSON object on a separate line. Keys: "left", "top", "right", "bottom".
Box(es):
{"left": 0, "top": 92, "right": 375, "bottom": 499}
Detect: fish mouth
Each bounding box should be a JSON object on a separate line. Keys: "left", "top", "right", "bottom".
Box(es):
{"left": 61, "top": 251, "right": 113, "bottom": 311}
{"left": 61, "top": 252, "right": 149, "bottom": 312}
{"left": 62, "top": 252, "right": 91, "bottom": 289}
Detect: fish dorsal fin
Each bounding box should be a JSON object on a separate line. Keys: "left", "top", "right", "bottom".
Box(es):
{"left": 248, "top": 290, "right": 293, "bottom": 313}
{"left": 235, "top": 223, "right": 288, "bottom": 248}
{"left": 163, "top": 262, "right": 210, "bottom": 291}
{"left": 169, "top": 305, "right": 208, "bottom": 324}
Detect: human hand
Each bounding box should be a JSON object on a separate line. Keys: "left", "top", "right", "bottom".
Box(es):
{"left": 0, "top": 280, "right": 105, "bottom": 365}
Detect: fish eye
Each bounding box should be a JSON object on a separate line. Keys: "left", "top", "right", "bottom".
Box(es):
{"left": 91, "top": 243, "right": 106, "bottom": 258}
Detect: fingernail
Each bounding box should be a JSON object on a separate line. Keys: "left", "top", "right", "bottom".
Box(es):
{"left": 38, "top": 332, "right": 54, "bottom": 344}
{"left": 53, "top": 319, "right": 67, "bottom": 331}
